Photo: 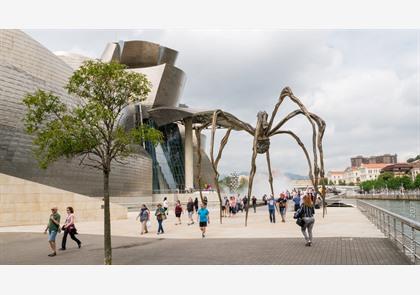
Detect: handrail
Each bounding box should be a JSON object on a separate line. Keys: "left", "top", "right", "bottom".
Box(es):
{"left": 357, "top": 200, "right": 420, "bottom": 230}
{"left": 357, "top": 200, "right": 419, "bottom": 264}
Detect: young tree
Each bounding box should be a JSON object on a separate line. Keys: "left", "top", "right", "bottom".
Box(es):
{"left": 23, "top": 61, "right": 163, "bottom": 265}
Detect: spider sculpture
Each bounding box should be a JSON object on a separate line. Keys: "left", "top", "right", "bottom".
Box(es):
{"left": 195, "top": 87, "right": 326, "bottom": 226}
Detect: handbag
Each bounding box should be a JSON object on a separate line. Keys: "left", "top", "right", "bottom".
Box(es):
{"left": 296, "top": 218, "right": 305, "bottom": 227}
{"left": 146, "top": 220, "right": 151, "bottom": 227}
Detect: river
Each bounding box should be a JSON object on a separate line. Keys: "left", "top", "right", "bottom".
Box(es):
{"left": 365, "top": 199, "right": 420, "bottom": 223}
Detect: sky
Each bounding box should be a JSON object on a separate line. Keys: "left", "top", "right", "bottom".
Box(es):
{"left": 25, "top": 29, "right": 420, "bottom": 177}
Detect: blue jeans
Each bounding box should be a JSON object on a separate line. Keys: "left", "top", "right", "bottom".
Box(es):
{"left": 269, "top": 209, "right": 276, "bottom": 223}
{"left": 157, "top": 219, "right": 164, "bottom": 233}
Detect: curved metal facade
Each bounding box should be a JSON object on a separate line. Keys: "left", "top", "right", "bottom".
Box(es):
{"left": 0, "top": 30, "right": 153, "bottom": 198}
{"left": 101, "top": 39, "right": 215, "bottom": 192}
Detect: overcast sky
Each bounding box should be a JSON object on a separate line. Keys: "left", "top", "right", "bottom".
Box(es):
{"left": 25, "top": 29, "right": 419, "bottom": 176}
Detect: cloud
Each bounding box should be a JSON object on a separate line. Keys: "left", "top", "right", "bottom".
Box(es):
{"left": 25, "top": 29, "right": 419, "bottom": 176}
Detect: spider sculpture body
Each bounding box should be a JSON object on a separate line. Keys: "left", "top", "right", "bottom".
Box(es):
{"left": 195, "top": 87, "right": 326, "bottom": 226}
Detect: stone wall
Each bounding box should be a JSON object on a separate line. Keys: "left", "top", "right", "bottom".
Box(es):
{"left": 0, "top": 173, "right": 127, "bottom": 227}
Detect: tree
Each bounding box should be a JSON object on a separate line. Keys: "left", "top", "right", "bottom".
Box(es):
{"left": 23, "top": 61, "right": 163, "bottom": 265}
{"left": 407, "top": 155, "right": 420, "bottom": 163}
{"left": 360, "top": 180, "right": 372, "bottom": 192}
{"left": 378, "top": 172, "right": 394, "bottom": 182}
{"left": 328, "top": 180, "right": 334, "bottom": 185}
{"left": 348, "top": 182, "right": 355, "bottom": 186}
{"left": 414, "top": 174, "right": 420, "bottom": 189}
{"left": 400, "top": 176, "right": 413, "bottom": 190}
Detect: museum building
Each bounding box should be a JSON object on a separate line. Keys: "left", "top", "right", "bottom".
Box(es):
{"left": 0, "top": 29, "right": 216, "bottom": 202}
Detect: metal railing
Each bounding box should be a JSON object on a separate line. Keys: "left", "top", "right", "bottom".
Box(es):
{"left": 357, "top": 200, "right": 420, "bottom": 264}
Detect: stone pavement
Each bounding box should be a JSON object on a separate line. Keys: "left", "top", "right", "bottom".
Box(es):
{"left": 1, "top": 204, "right": 411, "bottom": 264}
{"left": 0, "top": 233, "right": 411, "bottom": 264}
{"left": 0, "top": 205, "right": 383, "bottom": 239}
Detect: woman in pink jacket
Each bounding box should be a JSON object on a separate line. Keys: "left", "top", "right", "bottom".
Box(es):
{"left": 60, "top": 207, "right": 82, "bottom": 250}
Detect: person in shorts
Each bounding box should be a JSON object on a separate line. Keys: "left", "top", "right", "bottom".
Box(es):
{"left": 163, "top": 197, "right": 169, "bottom": 215}
{"left": 44, "top": 206, "right": 61, "bottom": 257}
{"left": 197, "top": 203, "right": 210, "bottom": 238}
{"left": 278, "top": 192, "right": 288, "bottom": 222}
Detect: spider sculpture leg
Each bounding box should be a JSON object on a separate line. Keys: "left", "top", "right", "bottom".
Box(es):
{"left": 244, "top": 120, "right": 262, "bottom": 227}
{"left": 210, "top": 111, "right": 234, "bottom": 224}
{"left": 265, "top": 149, "right": 280, "bottom": 215}
{"left": 195, "top": 127, "right": 206, "bottom": 205}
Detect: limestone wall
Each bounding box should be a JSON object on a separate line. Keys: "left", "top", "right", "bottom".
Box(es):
{"left": 0, "top": 173, "right": 127, "bottom": 227}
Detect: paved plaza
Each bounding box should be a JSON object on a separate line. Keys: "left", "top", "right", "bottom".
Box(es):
{"left": 0, "top": 233, "right": 410, "bottom": 265}
{"left": 0, "top": 205, "right": 412, "bottom": 264}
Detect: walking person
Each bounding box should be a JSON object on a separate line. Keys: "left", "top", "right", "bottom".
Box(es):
{"left": 174, "top": 200, "right": 183, "bottom": 225}
{"left": 187, "top": 198, "right": 195, "bottom": 225}
{"left": 267, "top": 195, "right": 276, "bottom": 223}
{"left": 136, "top": 204, "right": 150, "bottom": 235}
{"left": 163, "top": 197, "right": 169, "bottom": 215}
{"left": 155, "top": 204, "right": 166, "bottom": 235}
{"left": 243, "top": 195, "right": 248, "bottom": 211}
{"left": 197, "top": 203, "right": 210, "bottom": 238}
{"left": 221, "top": 196, "right": 226, "bottom": 217}
{"left": 300, "top": 193, "right": 315, "bottom": 246}
{"left": 224, "top": 196, "right": 230, "bottom": 217}
{"left": 278, "top": 193, "right": 288, "bottom": 222}
{"left": 231, "top": 196, "right": 237, "bottom": 216}
{"left": 60, "top": 207, "right": 81, "bottom": 250}
{"left": 292, "top": 191, "right": 301, "bottom": 212}
{"left": 252, "top": 195, "right": 257, "bottom": 213}
{"left": 44, "top": 206, "right": 61, "bottom": 257}
{"left": 194, "top": 197, "right": 199, "bottom": 213}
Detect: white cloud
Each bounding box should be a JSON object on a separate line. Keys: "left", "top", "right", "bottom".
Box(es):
{"left": 25, "top": 29, "right": 419, "bottom": 176}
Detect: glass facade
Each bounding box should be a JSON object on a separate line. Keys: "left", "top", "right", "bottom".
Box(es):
{"left": 144, "top": 119, "right": 185, "bottom": 193}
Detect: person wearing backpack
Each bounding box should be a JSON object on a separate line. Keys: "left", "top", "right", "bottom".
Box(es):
{"left": 155, "top": 204, "right": 166, "bottom": 235}
{"left": 136, "top": 204, "right": 150, "bottom": 235}
{"left": 292, "top": 191, "right": 301, "bottom": 212}
{"left": 187, "top": 198, "right": 195, "bottom": 225}
{"left": 252, "top": 195, "right": 257, "bottom": 213}
{"left": 194, "top": 197, "right": 199, "bottom": 212}
{"left": 174, "top": 200, "right": 183, "bottom": 225}
{"left": 44, "top": 206, "right": 61, "bottom": 257}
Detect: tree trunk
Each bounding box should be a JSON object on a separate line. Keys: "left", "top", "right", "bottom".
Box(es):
{"left": 103, "top": 170, "right": 112, "bottom": 265}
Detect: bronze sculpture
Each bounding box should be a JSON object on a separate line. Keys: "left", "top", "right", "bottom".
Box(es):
{"left": 195, "top": 87, "right": 326, "bottom": 226}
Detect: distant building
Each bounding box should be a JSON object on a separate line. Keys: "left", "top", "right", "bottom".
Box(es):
{"left": 327, "top": 171, "right": 344, "bottom": 184}
{"left": 343, "top": 167, "right": 360, "bottom": 184}
{"left": 380, "top": 163, "right": 412, "bottom": 177}
{"left": 411, "top": 160, "right": 420, "bottom": 181}
{"left": 359, "top": 163, "right": 389, "bottom": 181}
{"left": 351, "top": 154, "right": 397, "bottom": 168}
